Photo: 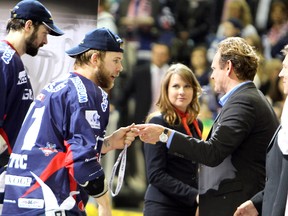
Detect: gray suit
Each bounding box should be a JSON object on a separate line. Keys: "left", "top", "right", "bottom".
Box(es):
{"left": 251, "top": 126, "right": 288, "bottom": 216}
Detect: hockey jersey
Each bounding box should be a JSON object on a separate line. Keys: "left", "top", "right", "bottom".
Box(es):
{"left": 2, "top": 72, "right": 109, "bottom": 215}
{"left": 0, "top": 40, "right": 33, "bottom": 165}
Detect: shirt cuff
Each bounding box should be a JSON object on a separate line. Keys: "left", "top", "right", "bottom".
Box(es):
{"left": 166, "top": 130, "right": 175, "bottom": 149}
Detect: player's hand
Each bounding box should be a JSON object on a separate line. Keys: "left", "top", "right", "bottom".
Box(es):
{"left": 233, "top": 200, "right": 258, "bottom": 216}
{"left": 102, "top": 124, "right": 139, "bottom": 153}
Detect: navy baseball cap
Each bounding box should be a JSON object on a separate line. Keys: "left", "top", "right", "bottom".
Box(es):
{"left": 10, "top": 0, "right": 64, "bottom": 36}
{"left": 66, "top": 27, "right": 124, "bottom": 57}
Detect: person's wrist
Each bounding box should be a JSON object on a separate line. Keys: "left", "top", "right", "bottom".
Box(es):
{"left": 102, "top": 137, "right": 113, "bottom": 154}
{"left": 159, "top": 127, "right": 170, "bottom": 143}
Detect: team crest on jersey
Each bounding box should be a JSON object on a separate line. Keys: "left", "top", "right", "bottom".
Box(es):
{"left": 17, "top": 70, "right": 28, "bottom": 85}
{"left": 85, "top": 110, "right": 100, "bottom": 129}
{"left": 1, "top": 46, "right": 15, "bottom": 64}
{"left": 39, "top": 142, "right": 58, "bottom": 156}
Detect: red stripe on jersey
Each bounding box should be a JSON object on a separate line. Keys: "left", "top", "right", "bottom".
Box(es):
{"left": 64, "top": 140, "right": 78, "bottom": 199}
{"left": 21, "top": 152, "right": 66, "bottom": 197}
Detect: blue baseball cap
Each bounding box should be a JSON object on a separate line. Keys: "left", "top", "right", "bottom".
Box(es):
{"left": 66, "top": 27, "right": 124, "bottom": 57}
{"left": 10, "top": 0, "right": 64, "bottom": 36}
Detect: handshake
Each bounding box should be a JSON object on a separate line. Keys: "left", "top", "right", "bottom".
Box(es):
{"left": 108, "top": 123, "right": 169, "bottom": 151}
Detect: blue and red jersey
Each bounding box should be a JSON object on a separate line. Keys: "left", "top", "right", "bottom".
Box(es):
{"left": 0, "top": 40, "right": 33, "bottom": 165}
{"left": 2, "top": 72, "right": 109, "bottom": 215}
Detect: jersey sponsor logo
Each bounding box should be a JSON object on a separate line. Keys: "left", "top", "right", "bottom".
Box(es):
{"left": 71, "top": 76, "right": 88, "bottom": 103}
{"left": 100, "top": 88, "right": 108, "bottom": 112}
{"left": 85, "top": 110, "right": 100, "bottom": 129}
{"left": 5, "top": 174, "right": 32, "bottom": 187}
{"left": 1, "top": 46, "right": 15, "bottom": 64}
{"left": 39, "top": 142, "right": 58, "bottom": 156}
{"left": 18, "top": 198, "right": 44, "bottom": 209}
{"left": 8, "top": 153, "right": 28, "bottom": 169}
{"left": 17, "top": 70, "right": 28, "bottom": 85}
{"left": 22, "top": 88, "right": 33, "bottom": 100}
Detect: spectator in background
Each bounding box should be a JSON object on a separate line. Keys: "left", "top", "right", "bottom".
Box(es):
{"left": 156, "top": 0, "right": 177, "bottom": 46}
{"left": 263, "top": 58, "right": 283, "bottom": 97}
{"left": 190, "top": 45, "right": 211, "bottom": 87}
{"left": 143, "top": 63, "right": 203, "bottom": 216}
{"left": 116, "top": 42, "right": 171, "bottom": 126}
{"left": 254, "top": 0, "right": 273, "bottom": 35}
{"left": 116, "top": 0, "right": 160, "bottom": 73}
{"left": 170, "top": 0, "right": 213, "bottom": 66}
{"left": 187, "top": 0, "right": 213, "bottom": 46}
{"left": 216, "top": 0, "right": 258, "bottom": 38}
{"left": 262, "top": 1, "right": 288, "bottom": 59}
{"left": 170, "top": 30, "right": 194, "bottom": 66}
{"left": 97, "top": 0, "right": 118, "bottom": 34}
{"left": 243, "top": 33, "right": 266, "bottom": 91}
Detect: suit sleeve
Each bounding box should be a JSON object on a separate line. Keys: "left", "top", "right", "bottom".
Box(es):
{"left": 144, "top": 116, "right": 198, "bottom": 206}
{"left": 250, "top": 190, "right": 263, "bottom": 213}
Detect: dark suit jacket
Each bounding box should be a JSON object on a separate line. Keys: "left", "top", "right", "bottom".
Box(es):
{"left": 144, "top": 115, "right": 203, "bottom": 214}
{"left": 251, "top": 126, "right": 288, "bottom": 216}
{"left": 116, "top": 63, "right": 152, "bottom": 125}
{"left": 168, "top": 82, "right": 279, "bottom": 216}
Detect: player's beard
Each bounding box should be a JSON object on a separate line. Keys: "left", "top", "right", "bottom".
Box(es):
{"left": 25, "top": 29, "right": 40, "bottom": 57}
{"left": 96, "top": 61, "right": 114, "bottom": 90}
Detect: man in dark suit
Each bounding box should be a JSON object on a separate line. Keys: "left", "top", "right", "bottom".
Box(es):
{"left": 116, "top": 42, "right": 170, "bottom": 125}
{"left": 137, "top": 37, "right": 279, "bottom": 216}
{"left": 234, "top": 44, "right": 288, "bottom": 216}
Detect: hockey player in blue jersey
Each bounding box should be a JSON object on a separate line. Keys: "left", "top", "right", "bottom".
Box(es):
{"left": 2, "top": 27, "right": 138, "bottom": 216}
{"left": 0, "top": 0, "right": 64, "bottom": 167}
{"left": 0, "top": 1, "right": 64, "bottom": 213}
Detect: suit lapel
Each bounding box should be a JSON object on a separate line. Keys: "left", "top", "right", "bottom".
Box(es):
{"left": 267, "top": 125, "right": 282, "bottom": 151}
